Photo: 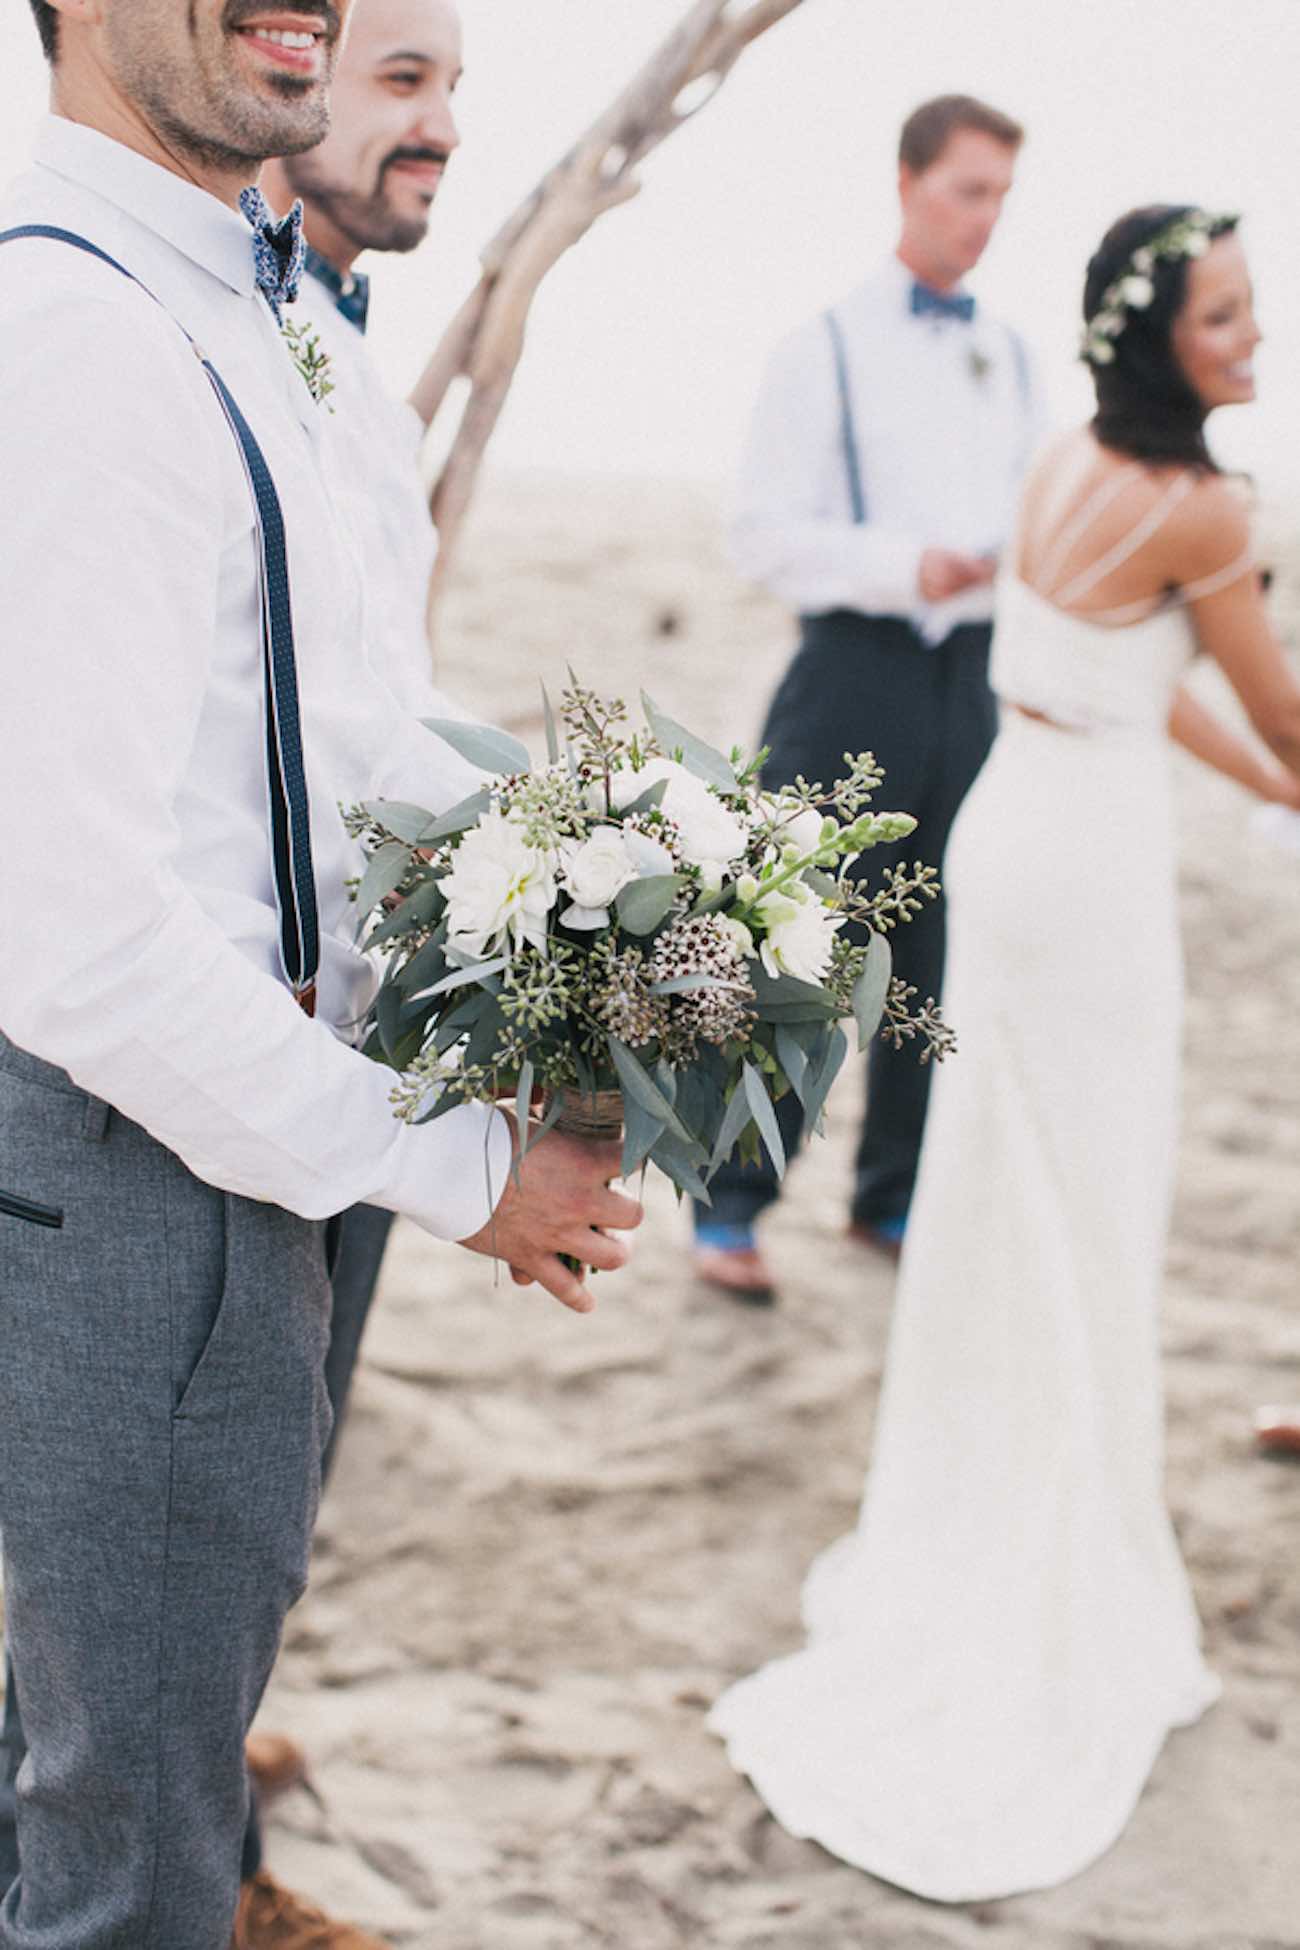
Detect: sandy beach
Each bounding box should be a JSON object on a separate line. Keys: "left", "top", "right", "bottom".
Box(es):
{"left": 3, "top": 473, "right": 1296, "bottom": 1948}
{"left": 248, "top": 474, "right": 1300, "bottom": 1948}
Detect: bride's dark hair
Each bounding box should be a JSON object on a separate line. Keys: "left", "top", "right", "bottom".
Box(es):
{"left": 1084, "top": 204, "right": 1240, "bottom": 473}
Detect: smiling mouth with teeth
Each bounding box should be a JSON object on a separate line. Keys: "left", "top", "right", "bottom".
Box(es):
{"left": 233, "top": 17, "right": 330, "bottom": 72}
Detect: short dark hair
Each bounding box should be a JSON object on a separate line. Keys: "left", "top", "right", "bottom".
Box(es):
{"left": 898, "top": 95, "right": 1024, "bottom": 174}
{"left": 29, "top": 0, "right": 59, "bottom": 60}
{"left": 1084, "top": 204, "right": 1240, "bottom": 472}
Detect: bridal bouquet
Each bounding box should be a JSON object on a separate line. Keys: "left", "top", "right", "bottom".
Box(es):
{"left": 347, "top": 682, "right": 953, "bottom": 1200}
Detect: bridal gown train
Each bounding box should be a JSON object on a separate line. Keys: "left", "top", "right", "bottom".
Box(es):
{"left": 710, "top": 562, "right": 1223, "bottom": 1901}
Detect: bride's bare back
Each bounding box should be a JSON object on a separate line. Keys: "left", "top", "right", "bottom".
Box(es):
{"left": 1015, "top": 429, "right": 1250, "bottom": 625}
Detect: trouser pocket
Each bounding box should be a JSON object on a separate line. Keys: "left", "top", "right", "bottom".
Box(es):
{"left": 0, "top": 1188, "right": 63, "bottom": 1229}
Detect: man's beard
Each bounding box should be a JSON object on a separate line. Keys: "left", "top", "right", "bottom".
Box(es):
{"left": 109, "top": 0, "right": 342, "bottom": 174}
{"left": 285, "top": 149, "right": 447, "bottom": 254}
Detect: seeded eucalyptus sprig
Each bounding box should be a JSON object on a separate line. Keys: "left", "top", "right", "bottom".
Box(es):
{"left": 280, "top": 318, "right": 335, "bottom": 408}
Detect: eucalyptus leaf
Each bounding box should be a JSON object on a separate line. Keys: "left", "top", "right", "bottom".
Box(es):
{"left": 621, "top": 778, "right": 670, "bottom": 818}
{"left": 749, "top": 964, "right": 839, "bottom": 1014}
{"left": 464, "top": 999, "right": 508, "bottom": 1070}
{"left": 420, "top": 718, "right": 532, "bottom": 778}
{"left": 409, "top": 954, "right": 509, "bottom": 1005}
{"left": 802, "top": 1025, "right": 849, "bottom": 1136}
{"left": 621, "top": 1089, "right": 667, "bottom": 1178}
{"left": 615, "top": 873, "right": 685, "bottom": 936}
{"left": 514, "top": 1057, "right": 535, "bottom": 1162}
{"left": 394, "top": 924, "right": 450, "bottom": 993}
{"left": 364, "top": 881, "right": 442, "bottom": 952}
{"left": 775, "top": 1025, "right": 811, "bottom": 1104}
{"left": 416, "top": 786, "right": 493, "bottom": 843}
{"left": 360, "top": 799, "right": 439, "bottom": 844}
{"left": 648, "top": 1129, "right": 713, "bottom": 1205}
{"left": 641, "top": 691, "right": 737, "bottom": 793}
{"left": 649, "top": 972, "right": 733, "bottom": 997}
{"left": 742, "top": 1060, "right": 786, "bottom": 1179}
{"left": 707, "top": 1077, "right": 756, "bottom": 1178}
{"left": 354, "top": 842, "right": 410, "bottom": 926}
{"left": 606, "top": 1036, "right": 692, "bottom": 1146}
{"left": 413, "top": 1085, "right": 472, "bottom": 1126}
{"left": 541, "top": 684, "right": 560, "bottom": 765}
{"left": 852, "top": 931, "right": 893, "bottom": 1052}
{"left": 374, "top": 981, "right": 406, "bottom": 1062}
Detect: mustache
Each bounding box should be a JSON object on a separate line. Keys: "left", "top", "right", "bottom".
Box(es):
{"left": 382, "top": 146, "right": 452, "bottom": 173}
{"left": 224, "top": 0, "right": 343, "bottom": 42}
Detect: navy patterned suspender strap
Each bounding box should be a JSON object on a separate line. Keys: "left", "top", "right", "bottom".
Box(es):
{"left": 823, "top": 308, "right": 867, "bottom": 527}
{"left": 0, "top": 224, "right": 320, "bottom": 1016}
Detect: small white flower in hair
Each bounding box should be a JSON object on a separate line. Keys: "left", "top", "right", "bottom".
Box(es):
{"left": 1184, "top": 230, "right": 1210, "bottom": 257}
{"left": 1120, "top": 274, "right": 1155, "bottom": 309}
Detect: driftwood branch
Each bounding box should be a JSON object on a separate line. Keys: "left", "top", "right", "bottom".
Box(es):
{"left": 415, "top": 0, "right": 808, "bottom": 616}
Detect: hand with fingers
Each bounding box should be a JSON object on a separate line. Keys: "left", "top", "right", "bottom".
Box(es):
{"left": 459, "top": 1115, "right": 643, "bottom": 1314}
{"left": 918, "top": 547, "right": 998, "bottom": 603}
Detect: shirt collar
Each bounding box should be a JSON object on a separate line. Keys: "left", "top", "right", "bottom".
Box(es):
{"left": 33, "top": 114, "right": 258, "bottom": 299}
{"left": 302, "top": 244, "right": 370, "bottom": 333}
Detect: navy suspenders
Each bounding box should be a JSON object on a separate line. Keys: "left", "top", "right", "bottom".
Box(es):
{"left": 823, "top": 308, "right": 866, "bottom": 528}
{"left": 0, "top": 223, "right": 321, "bottom": 1017}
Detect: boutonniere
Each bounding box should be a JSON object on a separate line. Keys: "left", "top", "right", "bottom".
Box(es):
{"left": 967, "top": 344, "right": 993, "bottom": 386}
{"left": 280, "top": 319, "right": 335, "bottom": 409}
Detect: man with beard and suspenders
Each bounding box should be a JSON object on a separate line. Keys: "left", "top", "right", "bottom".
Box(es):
{"left": 0, "top": 2, "right": 641, "bottom": 1945}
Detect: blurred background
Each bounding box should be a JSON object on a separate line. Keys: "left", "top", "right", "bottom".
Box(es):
{"left": 3, "top": 0, "right": 1299, "bottom": 494}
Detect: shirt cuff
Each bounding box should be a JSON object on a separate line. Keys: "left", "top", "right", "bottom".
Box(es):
{"left": 854, "top": 534, "right": 925, "bottom": 613}
{"left": 375, "top": 1100, "right": 513, "bottom": 1242}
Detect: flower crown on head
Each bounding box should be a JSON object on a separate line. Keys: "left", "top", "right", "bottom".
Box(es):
{"left": 1080, "top": 208, "right": 1237, "bottom": 367}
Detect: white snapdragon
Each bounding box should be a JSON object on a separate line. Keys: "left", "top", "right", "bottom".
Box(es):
{"left": 441, "top": 807, "right": 557, "bottom": 960}
{"left": 755, "top": 881, "right": 841, "bottom": 985}
{"left": 758, "top": 792, "right": 828, "bottom": 858}
{"left": 612, "top": 758, "right": 748, "bottom": 874}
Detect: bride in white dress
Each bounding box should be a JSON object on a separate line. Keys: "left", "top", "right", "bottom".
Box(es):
{"left": 710, "top": 207, "right": 1300, "bottom": 1900}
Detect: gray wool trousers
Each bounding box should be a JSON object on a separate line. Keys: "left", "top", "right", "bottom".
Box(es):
{"left": 0, "top": 1034, "right": 334, "bottom": 1950}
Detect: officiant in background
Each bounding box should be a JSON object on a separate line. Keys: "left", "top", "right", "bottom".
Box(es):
{"left": 693, "top": 92, "right": 1046, "bottom": 1302}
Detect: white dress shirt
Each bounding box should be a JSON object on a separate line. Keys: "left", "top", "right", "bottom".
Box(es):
{"left": 294, "top": 266, "right": 468, "bottom": 720}
{"left": 732, "top": 255, "right": 1046, "bottom": 645}
{"left": 0, "top": 118, "right": 509, "bottom": 1239}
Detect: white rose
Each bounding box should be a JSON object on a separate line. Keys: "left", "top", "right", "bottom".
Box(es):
{"left": 612, "top": 758, "right": 747, "bottom": 871}
{"left": 441, "top": 807, "right": 556, "bottom": 960}
{"left": 756, "top": 883, "right": 841, "bottom": 986}
{"left": 561, "top": 827, "right": 639, "bottom": 910}
{"left": 1120, "top": 274, "right": 1154, "bottom": 310}
{"left": 622, "top": 827, "right": 675, "bottom": 879}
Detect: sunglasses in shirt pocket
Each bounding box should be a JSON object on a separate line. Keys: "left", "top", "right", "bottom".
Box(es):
{"left": 0, "top": 1187, "right": 64, "bottom": 1230}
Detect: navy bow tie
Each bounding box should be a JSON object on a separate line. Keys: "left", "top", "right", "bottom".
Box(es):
{"left": 303, "top": 243, "right": 371, "bottom": 333}
{"left": 910, "top": 280, "right": 975, "bottom": 325}
{"left": 239, "top": 187, "right": 305, "bottom": 321}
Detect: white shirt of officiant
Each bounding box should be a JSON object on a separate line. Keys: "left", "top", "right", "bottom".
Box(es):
{"left": 733, "top": 255, "right": 1046, "bottom": 645}
{"left": 0, "top": 117, "right": 508, "bottom": 1240}
{"left": 295, "top": 265, "right": 469, "bottom": 722}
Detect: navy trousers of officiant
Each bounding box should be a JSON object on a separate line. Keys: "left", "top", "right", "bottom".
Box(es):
{"left": 698, "top": 611, "right": 997, "bottom": 1233}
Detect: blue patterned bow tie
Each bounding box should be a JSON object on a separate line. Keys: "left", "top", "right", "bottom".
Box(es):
{"left": 239, "top": 186, "right": 306, "bottom": 321}
{"left": 910, "top": 280, "right": 975, "bottom": 325}
{"left": 303, "top": 243, "right": 371, "bottom": 333}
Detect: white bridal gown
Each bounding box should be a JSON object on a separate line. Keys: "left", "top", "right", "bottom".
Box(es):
{"left": 710, "top": 506, "right": 1229, "bottom": 1901}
